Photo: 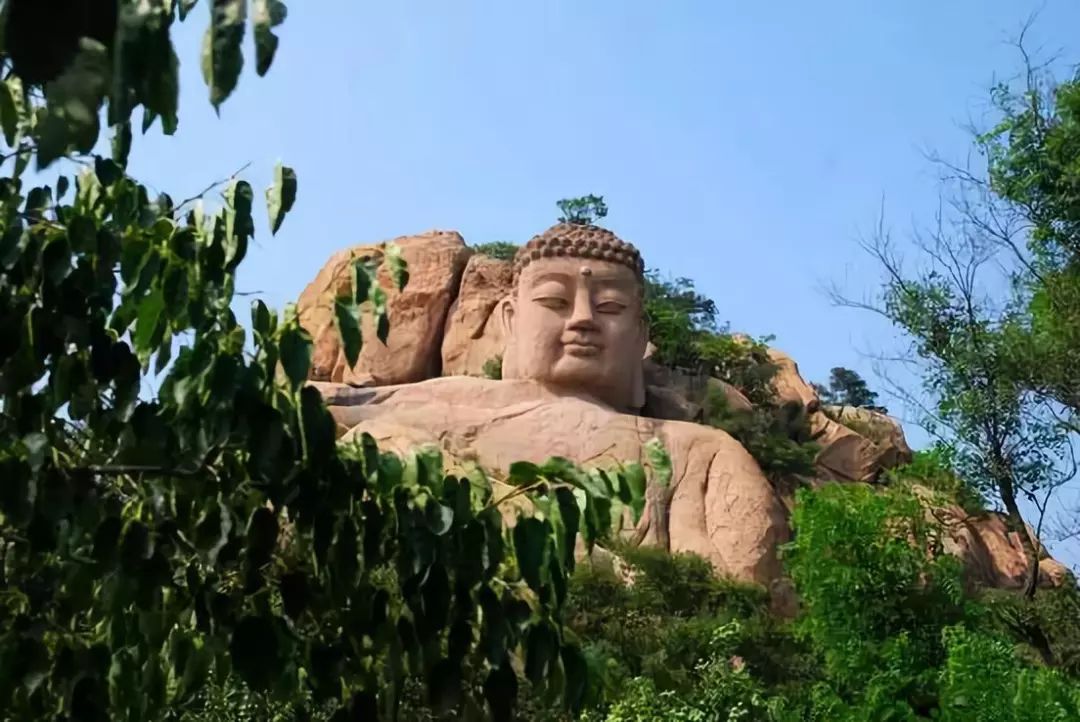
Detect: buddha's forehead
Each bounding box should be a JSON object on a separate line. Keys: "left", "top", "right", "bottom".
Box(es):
{"left": 517, "top": 256, "right": 641, "bottom": 290}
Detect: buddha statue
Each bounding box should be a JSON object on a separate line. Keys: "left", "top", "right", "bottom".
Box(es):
{"left": 315, "top": 224, "right": 790, "bottom": 593}
{"left": 499, "top": 223, "right": 648, "bottom": 413}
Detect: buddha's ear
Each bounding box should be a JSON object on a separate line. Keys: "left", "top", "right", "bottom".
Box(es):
{"left": 497, "top": 296, "right": 519, "bottom": 379}
{"left": 497, "top": 296, "right": 515, "bottom": 338}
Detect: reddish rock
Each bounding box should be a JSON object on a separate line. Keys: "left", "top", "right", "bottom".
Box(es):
{"left": 441, "top": 254, "right": 513, "bottom": 377}
{"left": 297, "top": 230, "right": 471, "bottom": 386}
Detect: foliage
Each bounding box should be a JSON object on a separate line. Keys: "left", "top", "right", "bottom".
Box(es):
{"left": 702, "top": 385, "right": 818, "bottom": 480}
{"left": 482, "top": 355, "right": 503, "bottom": 380}
{"left": 643, "top": 272, "right": 719, "bottom": 369}
{"left": 813, "top": 367, "right": 886, "bottom": 413}
{"left": 565, "top": 544, "right": 813, "bottom": 720}
{"left": 556, "top": 194, "right": 608, "bottom": 226}
{"left": 694, "top": 331, "right": 777, "bottom": 407}
{"left": 472, "top": 241, "right": 518, "bottom": 262}
{"left": 0, "top": 4, "right": 662, "bottom": 720}
{"left": 887, "top": 446, "right": 986, "bottom": 515}
{"left": 936, "top": 626, "right": 1080, "bottom": 721}
{"left": 784, "top": 483, "right": 975, "bottom": 714}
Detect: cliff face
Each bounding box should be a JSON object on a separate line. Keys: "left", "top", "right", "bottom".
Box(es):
{"left": 298, "top": 230, "right": 1071, "bottom": 593}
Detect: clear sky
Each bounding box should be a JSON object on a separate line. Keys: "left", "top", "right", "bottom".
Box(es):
{"left": 114, "top": 1, "right": 1080, "bottom": 564}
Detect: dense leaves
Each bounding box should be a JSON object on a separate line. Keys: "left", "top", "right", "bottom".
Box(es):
{"left": 0, "top": 5, "right": 660, "bottom": 720}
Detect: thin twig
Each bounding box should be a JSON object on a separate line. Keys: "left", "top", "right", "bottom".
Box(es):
{"left": 173, "top": 161, "right": 253, "bottom": 213}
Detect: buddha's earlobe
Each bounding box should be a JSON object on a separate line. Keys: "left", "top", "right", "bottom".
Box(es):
{"left": 497, "top": 296, "right": 519, "bottom": 379}
{"left": 497, "top": 296, "right": 515, "bottom": 338}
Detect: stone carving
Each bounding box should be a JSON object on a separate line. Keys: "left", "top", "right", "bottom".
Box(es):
{"left": 499, "top": 223, "right": 648, "bottom": 413}
{"left": 316, "top": 224, "right": 791, "bottom": 595}
{"left": 308, "top": 223, "right": 1068, "bottom": 602}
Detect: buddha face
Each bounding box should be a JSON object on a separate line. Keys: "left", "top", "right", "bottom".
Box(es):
{"left": 500, "top": 256, "right": 648, "bottom": 410}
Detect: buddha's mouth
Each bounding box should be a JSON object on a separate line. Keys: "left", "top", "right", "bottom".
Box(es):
{"left": 562, "top": 340, "right": 602, "bottom": 357}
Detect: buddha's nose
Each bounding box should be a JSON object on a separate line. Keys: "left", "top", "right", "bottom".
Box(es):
{"left": 567, "top": 290, "right": 599, "bottom": 330}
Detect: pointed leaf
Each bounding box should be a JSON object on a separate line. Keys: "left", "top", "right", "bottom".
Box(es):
{"left": 134, "top": 288, "right": 166, "bottom": 356}
{"left": 334, "top": 299, "right": 362, "bottom": 368}
{"left": 179, "top": 0, "right": 200, "bottom": 21}
{"left": 279, "top": 324, "right": 312, "bottom": 390}
{"left": 622, "top": 462, "right": 647, "bottom": 523}
{"left": 352, "top": 258, "right": 372, "bottom": 304}
{"left": 253, "top": 0, "right": 286, "bottom": 76}
{"left": 513, "top": 517, "right": 549, "bottom": 593}
{"left": 201, "top": 0, "right": 246, "bottom": 109}
{"left": 265, "top": 162, "right": 297, "bottom": 234}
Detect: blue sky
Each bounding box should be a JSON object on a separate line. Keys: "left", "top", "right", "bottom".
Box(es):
{"left": 113, "top": 1, "right": 1080, "bottom": 563}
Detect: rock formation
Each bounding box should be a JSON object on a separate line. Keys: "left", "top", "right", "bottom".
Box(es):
{"left": 297, "top": 230, "right": 471, "bottom": 385}
{"left": 299, "top": 226, "right": 1072, "bottom": 601}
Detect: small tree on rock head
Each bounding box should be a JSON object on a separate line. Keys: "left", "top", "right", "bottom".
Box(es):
{"left": 817, "top": 366, "right": 886, "bottom": 412}
{"left": 557, "top": 194, "right": 608, "bottom": 225}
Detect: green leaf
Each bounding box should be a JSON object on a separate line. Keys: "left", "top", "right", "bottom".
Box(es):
{"left": 561, "top": 645, "right": 588, "bottom": 713}
{"left": 134, "top": 288, "right": 166, "bottom": 356}
{"left": 56, "top": 175, "right": 70, "bottom": 201}
{"left": 353, "top": 258, "right": 372, "bottom": 304}
{"left": 645, "top": 437, "right": 672, "bottom": 488}
{"left": 524, "top": 622, "right": 558, "bottom": 684}
{"left": 265, "top": 162, "right": 297, "bottom": 234}
{"left": 553, "top": 487, "right": 580, "bottom": 570}
{"left": 622, "top": 462, "right": 647, "bottom": 523}
{"left": 179, "top": 0, "right": 200, "bottom": 20}
{"left": 376, "top": 311, "right": 390, "bottom": 344}
{"left": 201, "top": 0, "right": 247, "bottom": 109}
{"left": 424, "top": 497, "right": 454, "bottom": 536}
{"left": 513, "top": 517, "right": 549, "bottom": 593}
{"left": 334, "top": 299, "right": 362, "bottom": 368}
{"left": 253, "top": 0, "right": 287, "bottom": 76}
{"left": 279, "top": 324, "right": 312, "bottom": 390}
{"left": 252, "top": 299, "right": 272, "bottom": 337}
{"left": 112, "top": 121, "right": 132, "bottom": 167}
{"left": 508, "top": 461, "right": 540, "bottom": 485}
{"left": 385, "top": 242, "right": 410, "bottom": 291}
{"left": 0, "top": 78, "right": 18, "bottom": 146}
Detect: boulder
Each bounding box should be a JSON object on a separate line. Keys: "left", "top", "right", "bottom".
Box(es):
{"left": 766, "top": 346, "right": 821, "bottom": 412}
{"left": 912, "top": 486, "right": 1071, "bottom": 590}
{"left": 823, "top": 405, "right": 914, "bottom": 470}
{"left": 440, "top": 254, "right": 513, "bottom": 377}
{"left": 297, "top": 230, "right": 472, "bottom": 385}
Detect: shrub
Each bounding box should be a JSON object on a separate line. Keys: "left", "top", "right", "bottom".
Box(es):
{"left": 887, "top": 445, "right": 986, "bottom": 514}
{"left": 472, "top": 241, "right": 519, "bottom": 261}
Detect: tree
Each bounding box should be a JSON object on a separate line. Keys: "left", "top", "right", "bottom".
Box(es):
{"left": 556, "top": 194, "right": 608, "bottom": 226}
{"left": 642, "top": 272, "right": 719, "bottom": 370}
{"left": 834, "top": 212, "right": 1073, "bottom": 599}
{"left": 0, "top": 4, "right": 650, "bottom": 719}
{"left": 815, "top": 367, "right": 886, "bottom": 412}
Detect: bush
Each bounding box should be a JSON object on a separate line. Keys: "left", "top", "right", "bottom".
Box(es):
{"left": 887, "top": 445, "right": 986, "bottom": 514}
{"left": 702, "top": 379, "right": 818, "bottom": 480}
{"left": 565, "top": 543, "right": 812, "bottom": 716}
{"left": 482, "top": 355, "right": 503, "bottom": 379}
{"left": 472, "top": 241, "right": 519, "bottom": 261}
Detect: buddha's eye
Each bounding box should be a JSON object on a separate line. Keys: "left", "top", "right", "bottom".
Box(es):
{"left": 596, "top": 301, "right": 626, "bottom": 314}
{"left": 535, "top": 296, "right": 569, "bottom": 311}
